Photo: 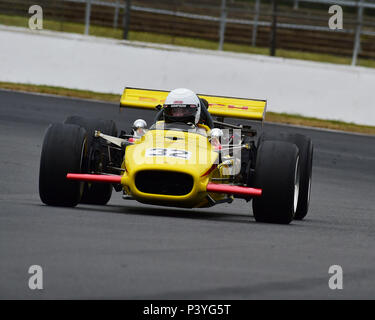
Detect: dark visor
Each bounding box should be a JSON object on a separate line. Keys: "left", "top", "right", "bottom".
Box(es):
{"left": 164, "top": 105, "right": 197, "bottom": 117}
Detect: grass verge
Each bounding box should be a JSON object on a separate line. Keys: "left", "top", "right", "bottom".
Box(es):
{"left": 1, "top": 81, "right": 374, "bottom": 135}
{"left": 0, "top": 81, "right": 120, "bottom": 103}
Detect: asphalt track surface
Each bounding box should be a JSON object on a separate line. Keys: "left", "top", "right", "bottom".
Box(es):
{"left": 0, "top": 90, "right": 374, "bottom": 299}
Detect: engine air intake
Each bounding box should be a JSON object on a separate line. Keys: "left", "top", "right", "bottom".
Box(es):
{"left": 135, "top": 170, "right": 194, "bottom": 196}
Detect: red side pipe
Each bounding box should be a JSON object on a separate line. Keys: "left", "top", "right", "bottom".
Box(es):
{"left": 66, "top": 173, "right": 122, "bottom": 184}
{"left": 206, "top": 183, "right": 262, "bottom": 197}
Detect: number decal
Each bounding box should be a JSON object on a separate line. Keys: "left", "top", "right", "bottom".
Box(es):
{"left": 146, "top": 148, "right": 167, "bottom": 157}
{"left": 146, "top": 148, "right": 191, "bottom": 159}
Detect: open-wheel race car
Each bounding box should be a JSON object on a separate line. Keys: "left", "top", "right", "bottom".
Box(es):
{"left": 39, "top": 87, "right": 313, "bottom": 224}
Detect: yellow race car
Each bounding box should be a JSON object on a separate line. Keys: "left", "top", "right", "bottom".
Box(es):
{"left": 39, "top": 87, "right": 313, "bottom": 224}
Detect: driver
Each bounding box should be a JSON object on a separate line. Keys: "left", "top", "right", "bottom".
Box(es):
{"left": 159, "top": 88, "right": 210, "bottom": 135}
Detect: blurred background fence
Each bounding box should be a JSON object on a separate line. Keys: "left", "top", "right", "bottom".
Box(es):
{"left": 1, "top": 0, "right": 375, "bottom": 65}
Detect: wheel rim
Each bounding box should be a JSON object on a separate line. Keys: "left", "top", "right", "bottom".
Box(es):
{"left": 306, "top": 148, "right": 313, "bottom": 211}
{"left": 307, "top": 170, "right": 312, "bottom": 208}
{"left": 293, "top": 156, "right": 300, "bottom": 214}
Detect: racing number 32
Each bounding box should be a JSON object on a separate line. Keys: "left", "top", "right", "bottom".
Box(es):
{"left": 146, "top": 148, "right": 191, "bottom": 160}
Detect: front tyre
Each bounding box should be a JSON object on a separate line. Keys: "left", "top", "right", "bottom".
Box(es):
{"left": 259, "top": 132, "right": 313, "bottom": 220}
{"left": 39, "top": 123, "right": 87, "bottom": 207}
{"left": 64, "top": 116, "right": 118, "bottom": 205}
{"left": 252, "top": 141, "right": 300, "bottom": 224}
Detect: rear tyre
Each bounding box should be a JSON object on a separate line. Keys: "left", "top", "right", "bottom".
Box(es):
{"left": 64, "top": 116, "right": 118, "bottom": 146}
{"left": 64, "top": 116, "right": 118, "bottom": 205}
{"left": 259, "top": 132, "right": 313, "bottom": 220}
{"left": 252, "top": 141, "right": 300, "bottom": 224}
{"left": 39, "top": 123, "right": 87, "bottom": 207}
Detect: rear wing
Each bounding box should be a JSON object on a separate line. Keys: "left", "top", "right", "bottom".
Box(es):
{"left": 120, "top": 87, "right": 267, "bottom": 122}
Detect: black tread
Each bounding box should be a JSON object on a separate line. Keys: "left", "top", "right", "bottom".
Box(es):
{"left": 64, "top": 116, "right": 118, "bottom": 205}
{"left": 39, "top": 123, "right": 87, "bottom": 207}
{"left": 259, "top": 132, "right": 313, "bottom": 220}
{"left": 252, "top": 140, "right": 300, "bottom": 224}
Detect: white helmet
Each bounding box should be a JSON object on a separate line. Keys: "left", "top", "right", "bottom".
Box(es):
{"left": 163, "top": 88, "right": 201, "bottom": 125}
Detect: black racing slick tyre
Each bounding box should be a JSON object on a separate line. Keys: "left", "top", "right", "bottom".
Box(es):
{"left": 259, "top": 132, "right": 313, "bottom": 220}
{"left": 39, "top": 123, "right": 87, "bottom": 207}
{"left": 64, "top": 116, "right": 118, "bottom": 205}
{"left": 252, "top": 141, "right": 300, "bottom": 224}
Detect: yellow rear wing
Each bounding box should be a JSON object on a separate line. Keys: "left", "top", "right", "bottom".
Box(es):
{"left": 120, "top": 87, "right": 267, "bottom": 122}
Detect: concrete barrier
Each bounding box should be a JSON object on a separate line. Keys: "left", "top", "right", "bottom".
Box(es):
{"left": 1, "top": 26, "right": 374, "bottom": 126}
